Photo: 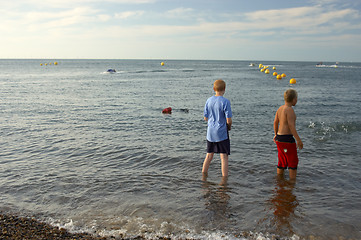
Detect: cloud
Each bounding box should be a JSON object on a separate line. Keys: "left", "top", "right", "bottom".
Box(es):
{"left": 115, "top": 11, "right": 145, "bottom": 19}
{"left": 242, "top": 6, "right": 360, "bottom": 36}
{"left": 244, "top": 6, "right": 356, "bottom": 25}
{"left": 0, "top": 0, "right": 156, "bottom": 8}
{"left": 24, "top": 7, "right": 99, "bottom": 23}
{"left": 165, "top": 7, "right": 194, "bottom": 18}
{"left": 0, "top": 6, "right": 112, "bottom": 34}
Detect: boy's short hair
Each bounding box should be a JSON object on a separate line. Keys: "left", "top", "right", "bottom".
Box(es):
{"left": 213, "top": 79, "right": 226, "bottom": 92}
{"left": 284, "top": 89, "right": 298, "bottom": 102}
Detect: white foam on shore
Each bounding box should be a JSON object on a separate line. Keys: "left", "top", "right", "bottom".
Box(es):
{"left": 46, "top": 216, "right": 302, "bottom": 240}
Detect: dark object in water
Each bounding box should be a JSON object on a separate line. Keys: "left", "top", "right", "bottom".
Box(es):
{"left": 180, "top": 108, "right": 189, "bottom": 113}
{"left": 107, "top": 69, "right": 116, "bottom": 73}
{"left": 162, "top": 107, "right": 172, "bottom": 114}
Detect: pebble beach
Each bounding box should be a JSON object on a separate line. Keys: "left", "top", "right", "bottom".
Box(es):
{"left": 0, "top": 213, "right": 107, "bottom": 240}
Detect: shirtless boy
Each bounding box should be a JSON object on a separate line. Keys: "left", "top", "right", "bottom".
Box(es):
{"left": 273, "top": 89, "right": 303, "bottom": 180}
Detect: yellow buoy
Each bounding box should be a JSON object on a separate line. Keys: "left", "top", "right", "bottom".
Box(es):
{"left": 281, "top": 73, "right": 286, "bottom": 78}
{"left": 273, "top": 67, "right": 276, "bottom": 70}
{"left": 260, "top": 68, "right": 265, "bottom": 72}
{"left": 265, "top": 69, "right": 270, "bottom": 74}
{"left": 161, "top": 62, "right": 165, "bottom": 66}
{"left": 290, "top": 78, "right": 296, "bottom": 84}
{"left": 259, "top": 64, "right": 263, "bottom": 68}
{"left": 45, "top": 63, "right": 48, "bottom": 66}
{"left": 54, "top": 62, "right": 58, "bottom": 65}
{"left": 276, "top": 74, "right": 282, "bottom": 80}
{"left": 273, "top": 72, "right": 277, "bottom": 76}
{"left": 40, "top": 63, "right": 43, "bottom": 66}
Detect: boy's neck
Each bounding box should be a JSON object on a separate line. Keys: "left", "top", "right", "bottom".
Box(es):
{"left": 284, "top": 101, "right": 293, "bottom": 107}
{"left": 215, "top": 91, "right": 225, "bottom": 96}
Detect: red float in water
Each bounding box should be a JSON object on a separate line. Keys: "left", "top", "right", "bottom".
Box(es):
{"left": 162, "top": 107, "right": 172, "bottom": 114}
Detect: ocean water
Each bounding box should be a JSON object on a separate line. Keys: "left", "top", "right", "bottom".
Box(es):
{"left": 0, "top": 59, "right": 360, "bottom": 240}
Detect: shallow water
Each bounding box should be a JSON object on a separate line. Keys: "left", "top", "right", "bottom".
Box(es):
{"left": 0, "top": 59, "right": 360, "bottom": 239}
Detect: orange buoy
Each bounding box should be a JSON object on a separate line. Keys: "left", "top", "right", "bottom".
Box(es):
{"left": 276, "top": 74, "right": 282, "bottom": 80}
{"left": 273, "top": 72, "right": 277, "bottom": 76}
{"left": 281, "top": 73, "right": 286, "bottom": 78}
{"left": 290, "top": 78, "right": 297, "bottom": 84}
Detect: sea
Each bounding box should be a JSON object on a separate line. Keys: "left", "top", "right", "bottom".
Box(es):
{"left": 0, "top": 59, "right": 360, "bottom": 240}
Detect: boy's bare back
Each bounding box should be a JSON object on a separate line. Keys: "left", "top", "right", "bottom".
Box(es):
{"left": 275, "top": 105, "right": 296, "bottom": 135}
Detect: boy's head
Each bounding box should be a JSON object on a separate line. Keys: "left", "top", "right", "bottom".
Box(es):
{"left": 213, "top": 79, "right": 226, "bottom": 92}
{"left": 284, "top": 89, "right": 298, "bottom": 104}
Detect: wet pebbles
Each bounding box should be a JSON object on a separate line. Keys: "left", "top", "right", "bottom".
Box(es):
{"left": 0, "top": 213, "right": 106, "bottom": 240}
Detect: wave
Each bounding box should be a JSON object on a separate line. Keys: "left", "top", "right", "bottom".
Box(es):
{"left": 100, "top": 71, "right": 124, "bottom": 74}
{"left": 47, "top": 216, "right": 302, "bottom": 240}
{"left": 315, "top": 64, "right": 361, "bottom": 69}
{"left": 307, "top": 120, "right": 361, "bottom": 141}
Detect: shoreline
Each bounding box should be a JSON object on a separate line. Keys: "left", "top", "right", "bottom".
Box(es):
{"left": 0, "top": 213, "right": 114, "bottom": 240}
{"left": 0, "top": 212, "right": 206, "bottom": 240}
{"left": 0, "top": 213, "right": 194, "bottom": 239}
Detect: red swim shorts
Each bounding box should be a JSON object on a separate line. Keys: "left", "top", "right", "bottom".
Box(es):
{"left": 276, "top": 141, "right": 299, "bottom": 169}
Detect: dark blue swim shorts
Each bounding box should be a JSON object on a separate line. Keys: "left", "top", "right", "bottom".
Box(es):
{"left": 207, "top": 138, "right": 230, "bottom": 155}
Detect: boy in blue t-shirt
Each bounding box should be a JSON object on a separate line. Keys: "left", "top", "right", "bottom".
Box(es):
{"left": 202, "top": 79, "right": 232, "bottom": 177}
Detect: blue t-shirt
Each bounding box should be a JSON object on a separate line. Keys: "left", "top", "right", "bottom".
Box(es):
{"left": 204, "top": 96, "right": 232, "bottom": 142}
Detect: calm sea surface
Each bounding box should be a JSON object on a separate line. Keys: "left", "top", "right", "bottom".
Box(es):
{"left": 0, "top": 59, "right": 360, "bottom": 240}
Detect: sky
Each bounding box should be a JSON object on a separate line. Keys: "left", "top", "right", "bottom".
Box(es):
{"left": 1, "top": 0, "right": 361, "bottom": 61}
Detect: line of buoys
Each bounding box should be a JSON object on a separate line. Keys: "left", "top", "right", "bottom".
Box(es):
{"left": 257, "top": 63, "right": 297, "bottom": 84}
{"left": 40, "top": 62, "right": 59, "bottom": 66}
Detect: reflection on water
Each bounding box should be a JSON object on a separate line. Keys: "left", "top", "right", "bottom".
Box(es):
{"left": 266, "top": 175, "right": 299, "bottom": 237}
{"left": 201, "top": 175, "right": 232, "bottom": 231}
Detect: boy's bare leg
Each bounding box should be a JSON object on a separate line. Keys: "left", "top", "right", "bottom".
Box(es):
{"left": 202, "top": 153, "right": 214, "bottom": 174}
{"left": 220, "top": 176, "right": 228, "bottom": 186}
{"left": 289, "top": 169, "right": 297, "bottom": 180}
{"left": 220, "top": 153, "right": 229, "bottom": 177}
{"left": 277, "top": 168, "right": 284, "bottom": 175}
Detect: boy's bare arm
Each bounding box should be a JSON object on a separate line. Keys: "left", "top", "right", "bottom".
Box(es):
{"left": 227, "top": 118, "right": 232, "bottom": 130}
{"left": 273, "top": 110, "right": 279, "bottom": 142}
{"left": 273, "top": 110, "right": 279, "bottom": 135}
{"left": 286, "top": 108, "right": 303, "bottom": 149}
